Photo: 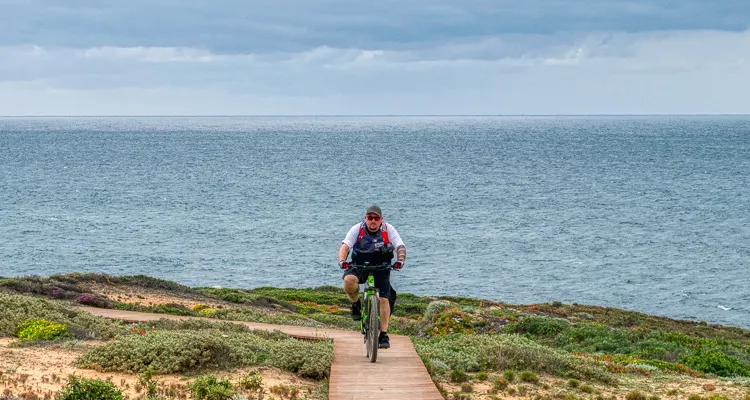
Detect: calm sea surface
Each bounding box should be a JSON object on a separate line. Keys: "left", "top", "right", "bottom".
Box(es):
{"left": 1, "top": 116, "right": 748, "bottom": 327}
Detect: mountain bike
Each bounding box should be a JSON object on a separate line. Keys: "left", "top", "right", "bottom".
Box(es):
{"left": 353, "top": 262, "right": 394, "bottom": 363}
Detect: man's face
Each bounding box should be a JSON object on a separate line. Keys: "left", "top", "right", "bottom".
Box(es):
{"left": 365, "top": 213, "right": 382, "bottom": 231}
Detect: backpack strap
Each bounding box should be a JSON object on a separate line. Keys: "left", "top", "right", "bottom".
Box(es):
{"left": 357, "top": 222, "right": 389, "bottom": 245}
{"left": 357, "top": 222, "right": 365, "bottom": 242}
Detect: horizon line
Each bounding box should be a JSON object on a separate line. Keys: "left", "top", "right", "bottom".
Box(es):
{"left": 2, "top": 113, "right": 750, "bottom": 118}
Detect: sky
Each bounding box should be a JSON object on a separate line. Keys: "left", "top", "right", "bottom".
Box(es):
{"left": 1, "top": 1, "right": 749, "bottom": 115}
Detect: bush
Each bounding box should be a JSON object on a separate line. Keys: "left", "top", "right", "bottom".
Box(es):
{"left": 492, "top": 378, "right": 508, "bottom": 390}
{"left": 519, "top": 370, "right": 539, "bottom": 383}
{"left": 414, "top": 334, "right": 616, "bottom": 384}
{"left": 580, "top": 384, "right": 594, "bottom": 393}
{"left": 557, "top": 323, "right": 639, "bottom": 354}
{"left": 625, "top": 391, "right": 646, "bottom": 400}
{"left": 58, "top": 375, "right": 124, "bottom": 400}
{"left": 142, "top": 318, "right": 253, "bottom": 334}
{"left": 511, "top": 315, "right": 571, "bottom": 336}
{"left": 264, "top": 339, "right": 334, "bottom": 379}
{"left": 424, "top": 301, "right": 452, "bottom": 320}
{"left": 77, "top": 330, "right": 234, "bottom": 373}
{"left": 450, "top": 369, "right": 468, "bottom": 383}
{"left": 188, "top": 375, "right": 235, "bottom": 400}
{"left": 75, "top": 295, "right": 114, "bottom": 309}
{"left": 76, "top": 328, "right": 334, "bottom": 379}
{"left": 680, "top": 349, "right": 750, "bottom": 377}
{"left": 0, "top": 293, "right": 125, "bottom": 339}
{"left": 567, "top": 379, "right": 580, "bottom": 388}
{"left": 476, "top": 371, "right": 489, "bottom": 381}
{"left": 503, "top": 370, "right": 515, "bottom": 382}
{"left": 239, "top": 370, "right": 263, "bottom": 392}
{"left": 15, "top": 319, "right": 68, "bottom": 341}
{"left": 460, "top": 382, "right": 473, "bottom": 393}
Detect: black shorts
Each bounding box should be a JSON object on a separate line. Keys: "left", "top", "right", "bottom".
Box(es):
{"left": 342, "top": 267, "right": 391, "bottom": 299}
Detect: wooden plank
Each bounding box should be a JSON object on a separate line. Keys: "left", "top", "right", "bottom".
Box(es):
{"left": 76, "top": 307, "right": 444, "bottom": 400}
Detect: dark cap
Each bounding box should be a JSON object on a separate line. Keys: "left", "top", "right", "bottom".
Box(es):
{"left": 365, "top": 205, "right": 382, "bottom": 217}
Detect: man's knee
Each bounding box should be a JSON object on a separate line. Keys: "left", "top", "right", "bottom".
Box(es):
{"left": 343, "top": 275, "right": 358, "bottom": 291}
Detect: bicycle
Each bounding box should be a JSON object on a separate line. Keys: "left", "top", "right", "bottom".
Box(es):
{"left": 352, "top": 262, "right": 394, "bottom": 363}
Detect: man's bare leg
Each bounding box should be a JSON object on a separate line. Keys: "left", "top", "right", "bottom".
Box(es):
{"left": 344, "top": 275, "right": 359, "bottom": 302}
{"left": 379, "top": 297, "right": 390, "bottom": 332}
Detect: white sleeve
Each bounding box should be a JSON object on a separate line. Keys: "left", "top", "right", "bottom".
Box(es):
{"left": 342, "top": 224, "right": 361, "bottom": 248}
{"left": 386, "top": 223, "right": 405, "bottom": 249}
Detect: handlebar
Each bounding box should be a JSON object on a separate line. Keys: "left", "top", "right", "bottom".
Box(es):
{"left": 349, "top": 262, "right": 395, "bottom": 271}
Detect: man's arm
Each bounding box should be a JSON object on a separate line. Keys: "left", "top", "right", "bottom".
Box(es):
{"left": 396, "top": 245, "right": 406, "bottom": 263}
{"left": 387, "top": 223, "right": 406, "bottom": 263}
{"left": 338, "top": 243, "right": 350, "bottom": 263}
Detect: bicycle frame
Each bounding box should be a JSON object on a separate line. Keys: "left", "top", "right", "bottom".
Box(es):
{"left": 361, "top": 273, "right": 379, "bottom": 334}
{"left": 353, "top": 262, "right": 392, "bottom": 363}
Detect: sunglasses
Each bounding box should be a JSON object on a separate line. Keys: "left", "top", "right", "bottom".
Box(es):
{"left": 365, "top": 215, "right": 382, "bottom": 221}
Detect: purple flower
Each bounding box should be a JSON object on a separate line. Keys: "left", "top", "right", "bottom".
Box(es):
{"left": 48, "top": 286, "right": 66, "bottom": 299}
{"left": 75, "top": 295, "right": 113, "bottom": 309}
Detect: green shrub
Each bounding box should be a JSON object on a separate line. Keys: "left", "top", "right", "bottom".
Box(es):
{"left": 512, "top": 315, "right": 571, "bottom": 336}
{"left": 580, "top": 384, "right": 594, "bottom": 393}
{"left": 424, "top": 301, "right": 452, "bottom": 320}
{"left": 503, "top": 370, "right": 516, "bottom": 382}
{"left": 264, "top": 339, "right": 334, "bottom": 379}
{"left": 245, "top": 286, "right": 350, "bottom": 307}
{"left": 58, "top": 375, "right": 124, "bottom": 400}
{"left": 476, "top": 371, "right": 489, "bottom": 381}
{"left": 188, "top": 375, "right": 235, "bottom": 400}
{"left": 117, "top": 275, "right": 194, "bottom": 292}
{"left": 450, "top": 369, "right": 468, "bottom": 383}
{"left": 493, "top": 378, "right": 508, "bottom": 390}
{"left": 15, "top": 319, "right": 68, "bottom": 341}
{"left": 77, "top": 328, "right": 333, "bottom": 379}
{"left": 680, "top": 349, "right": 750, "bottom": 377}
{"left": 142, "top": 318, "right": 253, "bottom": 333}
{"left": 77, "top": 330, "right": 233, "bottom": 373}
{"left": 625, "top": 391, "right": 646, "bottom": 400}
{"left": 460, "top": 382, "right": 473, "bottom": 392}
{"left": 687, "top": 395, "right": 702, "bottom": 400}
{"left": 556, "top": 323, "right": 639, "bottom": 354}
{"left": 567, "top": 379, "right": 580, "bottom": 388}
{"left": 0, "top": 293, "right": 125, "bottom": 339}
{"left": 519, "top": 370, "right": 539, "bottom": 383}
{"left": 199, "top": 288, "right": 248, "bottom": 303}
{"left": 239, "top": 370, "right": 263, "bottom": 392}
{"left": 414, "top": 334, "right": 616, "bottom": 384}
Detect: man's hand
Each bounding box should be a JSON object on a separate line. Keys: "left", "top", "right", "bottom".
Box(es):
{"left": 393, "top": 261, "right": 403, "bottom": 270}
{"left": 339, "top": 261, "right": 350, "bottom": 270}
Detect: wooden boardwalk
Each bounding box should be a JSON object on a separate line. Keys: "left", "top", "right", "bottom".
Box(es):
{"left": 77, "top": 307, "right": 444, "bottom": 400}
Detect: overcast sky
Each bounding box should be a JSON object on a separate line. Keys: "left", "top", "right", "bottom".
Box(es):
{"left": 1, "top": 1, "right": 749, "bottom": 115}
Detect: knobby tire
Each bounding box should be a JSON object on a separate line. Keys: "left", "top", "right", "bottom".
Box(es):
{"left": 366, "top": 293, "right": 380, "bottom": 362}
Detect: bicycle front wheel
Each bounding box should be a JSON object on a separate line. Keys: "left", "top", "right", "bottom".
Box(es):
{"left": 366, "top": 294, "right": 380, "bottom": 362}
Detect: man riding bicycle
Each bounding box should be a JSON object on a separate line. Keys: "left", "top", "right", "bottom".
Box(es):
{"left": 338, "top": 205, "right": 406, "bottom": 349}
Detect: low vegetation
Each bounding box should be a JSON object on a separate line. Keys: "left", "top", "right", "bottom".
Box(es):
{"left": 0, "top": 292, "right": 126, "bottom": 340}
{"left": 3, "top": 272, "right": 750, "bottom": 399}
{"left": 77, "top": 322, "right": 333, "bottom": 379}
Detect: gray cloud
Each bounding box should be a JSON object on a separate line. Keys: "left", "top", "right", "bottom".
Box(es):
{"left": 1, "top": 1, "right": 749, "bottom": 115}
{"left": 1, "top": 1, "right": 749, "bottom": 54}
{"left": 1, "top": 28, "right": 748, "bottom": 115}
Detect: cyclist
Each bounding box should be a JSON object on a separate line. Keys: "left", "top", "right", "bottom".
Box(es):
{"left": 338, "top": 205, "right": 406, "bottom": 349}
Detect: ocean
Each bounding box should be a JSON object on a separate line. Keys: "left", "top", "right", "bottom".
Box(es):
{"left": 1, "top": 116, "right": 748, "bottom": 328}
